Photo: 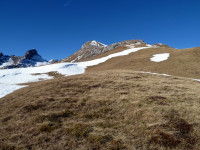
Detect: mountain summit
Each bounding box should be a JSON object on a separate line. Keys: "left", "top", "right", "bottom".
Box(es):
{"left": 0, "top": 49, "right": 47, "bottom": 69}
{"left": 62, "top": 39, "right": 146, "bottom": 62}
{"left": 24, "top": 49, "right": 39, "bottom": 59}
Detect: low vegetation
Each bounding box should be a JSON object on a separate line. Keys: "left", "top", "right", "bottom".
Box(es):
{"left": 87, "top": 47, "right": 200, "bottom": 79}
{"left": 1, "top": 70, "right": 200, "bottom": 149}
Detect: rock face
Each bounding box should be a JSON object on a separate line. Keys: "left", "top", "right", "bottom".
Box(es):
{"left": 24, "top": 49, "right": 38, "bottom": 59}
{"left": 48, "top": 59, "right": 58, "bottom": 64}
{"left": 0, "top": 52, "right": 3, "bottom": 57}
{"left": 62, "top": 39, "right": 146, "bottom": 62}
{"left": 0, "top": 49, "right": 47, "bottom": 69}
{"left": 63, "top": 41, "right": 107, "bottom": 62}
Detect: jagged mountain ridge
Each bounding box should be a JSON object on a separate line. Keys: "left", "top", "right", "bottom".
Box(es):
{"left": 0, "top": 49, "right": 49, "bottom": 69}
{"left": 62, "top": 39, "right": 146, "bottom": 62}
{"left": 0, "top": 40, "right": 169, "bottom": 69}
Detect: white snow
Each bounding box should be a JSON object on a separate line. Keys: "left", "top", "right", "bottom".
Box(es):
{"left": 139, "top": 71, "right": 171, "bottom": 77}
{"left": 35, "top": 62, "right": 49, "bottom": 67}
{"left": 0, "top": 84, "right": 27, "bottom": 98}
{"left": 90, "top": 40, "right": 107, "bottom": 47}
{"left": 0, "top": 58, "right": 14, "bottom": 68}
{"left": 0, "top": 46, "right": 150, "bottom": 98}
{"left": 150, "top": 53, "right": 170, "bottom": 62}
{"left": 139, "top": 71, "right": 200, "bottom": 83}
{"left": 90, "top": 40, "right": 98, "bottom": 46}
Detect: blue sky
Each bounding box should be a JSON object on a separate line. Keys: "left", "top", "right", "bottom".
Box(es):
{"left": 1, "top": 0, "right": 200, "bottom": 60}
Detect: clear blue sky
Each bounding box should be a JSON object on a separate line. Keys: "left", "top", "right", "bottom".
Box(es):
{"left": 1, "top": 0, "right": 200, "bottom": 60}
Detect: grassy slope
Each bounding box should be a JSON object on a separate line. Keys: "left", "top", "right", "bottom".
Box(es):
{"left": 87, "top": 47, "right": 200, "bottom": 79}
{"left": 1, "top": 70, "right": 200, "bottom": 149}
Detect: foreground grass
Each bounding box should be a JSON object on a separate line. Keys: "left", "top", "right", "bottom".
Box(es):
{"left": 0, "top": 70, "right": 200, "bottom": 149}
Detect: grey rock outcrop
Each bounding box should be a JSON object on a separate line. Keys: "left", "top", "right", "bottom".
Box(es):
{"left": 0, "top": 52, "right": 3, "bottom": 57}
{"left": 0, "top": 49, "right": 47, "bottom": 69}
{"left": 63, "top": 39, "right": 146, "bottom": 62}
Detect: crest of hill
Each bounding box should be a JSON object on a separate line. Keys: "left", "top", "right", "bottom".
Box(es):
{"left": 152, "top": 43, "right": 172, "bottom": 48}
{"left": 86, "top": 45, "right": 200, "bottom": 79}
{"left": 62, "top": 39, "right": 146, "bottom": 62}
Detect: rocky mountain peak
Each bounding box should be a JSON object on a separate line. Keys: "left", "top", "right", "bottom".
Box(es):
{"left": 0, "top": 52, "right": 3, "bottom": 57}
{"left": 0, "top": 49, "right": 47, "bottom": 69}
{"left": 24, "top": 49, "right": 38, "bottom": 59}
{"left": 81, "top": 40, "right": 107, "bottom": 50}
{"left": 62, "top": 39, "right": 147, "bottom": 62}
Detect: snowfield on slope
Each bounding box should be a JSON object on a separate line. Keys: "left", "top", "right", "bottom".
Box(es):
{"left": 150, "top": 53, "right": 170, "bottom": 62}
{"left": 0, "top": 46, "right": 150, "bottom": 98}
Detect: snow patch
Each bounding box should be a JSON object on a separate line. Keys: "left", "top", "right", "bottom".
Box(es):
{"left": 0, "top": 84, "right": 27, "bottom": 98}
{"left": 35, "top": 62, "right": 49, "bottom": 67}
{"left": 0, "top": 46, "right": 151, "bottom": 98}
{"left": 150, "top": 53, "right": 170, "bottom": 62}
{"left": 90, "top": 40, "right": 107, "bottom": 47}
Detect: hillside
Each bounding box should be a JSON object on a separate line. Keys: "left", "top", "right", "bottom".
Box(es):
{"left": 87, "top": 46, "right": 200, "bottom": 79}
{"left": 1, "top": 70, "right": 200, "bottom": 149}
{"left": 1, "top": 40, "right": 200, "bottom": 149}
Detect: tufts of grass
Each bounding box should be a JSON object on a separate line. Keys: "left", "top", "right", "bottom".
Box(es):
{"left": 0, "top": 141, "right": 17, "bottom": 150}
{"left": 109, "top": 140, "right": 126, "bottom": 150}
{"left": 88, "top": 134, "right": 113, "bottom": 145}
{"left": 96, "top": 122, "right": 116, "bottom": 129}
{"left": 23, "top": 103, "right": 45, "bottom": 112}
{"left": 1, "top": 115, "right": 12, "bottom": 123}
{"left": 83, "top": 112, "right": 103, "bottom": 119}
{"left": 39, "top": 122, "right": 60, "bottom": 133}
{"left": 68, "top": 123, "right": 92, "bottom": 139}
{"left": 1, "top": 70, "right": 200, "bottom": 149}
{"left": 35, "top": 110, "right": 74, "bottom": 123}
{"left": 148, "top": 109, "right": 196, "bottom": 148}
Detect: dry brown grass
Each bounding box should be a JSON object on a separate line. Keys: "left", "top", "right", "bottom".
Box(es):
{"left": 1, "top": 70, "right": 200, "bottom": 149}
{"left": 87, "top": 47, "right": 200, "bottom": 79}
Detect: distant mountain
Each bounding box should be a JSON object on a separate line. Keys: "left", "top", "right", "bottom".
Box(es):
{"left": 0, "top": 49, "right": 57, "bottom": 69}
{"left": 0, "top": 40, "right": 170, "bottom": 69}
{"left": 62, "top": 39, "right": 147, "bottom": 62}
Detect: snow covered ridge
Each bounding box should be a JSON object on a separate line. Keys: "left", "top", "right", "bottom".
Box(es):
{"left": 0, "top": 49, "right": 58, "bottom": 69}
{"left": 0, "top": 46, "right": 151, "bottom": 98}
{"left": 150, "top": 53, "right": 170, "bottom": 62}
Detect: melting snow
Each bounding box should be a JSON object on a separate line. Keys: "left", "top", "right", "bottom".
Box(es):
{"left": 0, "top": 46, "right": 150, "bottom": 98}
{"left": 150, "top": 53, "right": 170, "bottom": 62}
